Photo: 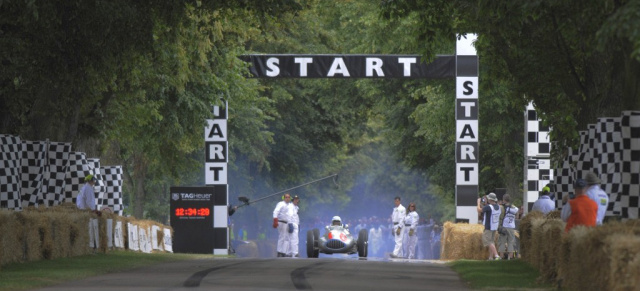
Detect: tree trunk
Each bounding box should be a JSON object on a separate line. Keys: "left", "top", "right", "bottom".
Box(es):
{"left": 132, "top": 153, "right": 148, "bottom": 219}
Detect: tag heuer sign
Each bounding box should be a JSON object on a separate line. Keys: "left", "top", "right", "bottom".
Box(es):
{"left": 172, "top": 193, "right": 180, "bottom": 201}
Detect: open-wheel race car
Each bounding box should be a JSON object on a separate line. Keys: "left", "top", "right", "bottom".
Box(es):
{"left": 306, "top": 216, "right": 368, "bottom": 258}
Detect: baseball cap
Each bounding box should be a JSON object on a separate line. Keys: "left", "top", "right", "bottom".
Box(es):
{"left": 84, "top": 174, "right": 97, "bottom": 182}
{"left": 573, "top": 179, "right": 588, "bottom": 189}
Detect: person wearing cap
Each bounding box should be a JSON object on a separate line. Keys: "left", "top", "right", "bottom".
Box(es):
{"left": 497, "top": 194, "right": 518, "bottom": 260}
{"left": 76, "top": 174, "right": 98, "bottom": 211}
{"left": 584, "top": 172, "right": 609, "bottom": 225}
{"left": 389, "top": 196, "right": 406, "bottom": 258}
{"left": 287, "top": 195, "right": 300, "bottom": 257}
{"left": 272, "top": 193, "right": 293, "bottom": 257}
{"left": 561, "top": 179, "right": 598, "bottom": 233}
{"left": 531, "top": 186, "right": 555, "bottom": 215}
{"left": 477, "top": 192, "right": 501, "bottom": 260}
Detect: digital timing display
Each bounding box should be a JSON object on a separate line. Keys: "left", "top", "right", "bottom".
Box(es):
{"left": 174, "top": 207, "right": 211, "bottom": 217}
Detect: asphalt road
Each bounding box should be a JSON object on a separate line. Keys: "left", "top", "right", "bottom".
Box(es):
{"left": 37, "top": 257, "right": 470, "bottom": 291}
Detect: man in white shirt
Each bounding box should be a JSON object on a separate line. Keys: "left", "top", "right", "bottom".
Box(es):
{"left": 403, "top": 202, "right": 419, "bottom": 259}
{"left": 287, "top": 195, "right": 300, "bottom": 257}
{"left": 76, "top": 174, "right": 97, "bottom": 210}
{"left": 390, "top": 196, "right": 406, "bottom": 258}
{"left": 272, "top": 193, "right": 292, "bottom": 257}
{"left": 584, "top": 172, "right": 609, "bottom": 225}
{"left": 531, "top": 187, "right": 555, "bottom": 214}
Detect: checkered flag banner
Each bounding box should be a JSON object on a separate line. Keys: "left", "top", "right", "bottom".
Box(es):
{"left": 20, "top": 140, "right": 47, "bottom": 208}
{"left": 64, "top": 152, "right": 90, "bottom": 204}
{"left": 0, "top": 134, "right": 22, "bottom": 210}
{"left": 620, "top": 111, "right": 640, "bottom": 219}
{"left": 554, "top": 146, "right": 576, "bottom": 209}
{"left": 42, "top": 141, "right": 71, "bottom": 207}
{"left": 99, "top": 166, "right": 124, "bottom": 215}
{"left": 595, "top": 117, "right": 622, "bottom": 217}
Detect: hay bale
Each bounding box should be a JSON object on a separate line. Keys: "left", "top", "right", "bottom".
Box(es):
{"left": 47, "top": 211, "right": 72, "bottom": 259}
{"left": 605, "top": 233, "right": 640, "bottom": 291}
{"left": 0, "top": 210, "right": 22, "bottom": 267}
{"left": 545, "top": 210, "right": 561, "bottom": 219}
{"left": 562, "top": 221, "right": 640, "bottom": 291}
{"left": 528, "top": 219, "right": 545, "bottom": 269}
{"left": 539, "top": 219, "right": 564, "bottom": 282}
{"left": 519, "top": 210, "right": 544, "bottom": 262}
{"left": 15, "top": 210, "right": 52, "bottom": 261}
{"left": 441, "top": 222, "right": 486, "bottom": 260}
{"left": 68, "top": 212, "right": 91, "bottom": 257}
{"left": 560, "top": 225, "right": 592, "bottom": 290}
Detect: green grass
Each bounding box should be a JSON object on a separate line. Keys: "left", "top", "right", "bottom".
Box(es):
{"left": 0, "top": 251, "right": 213, "bottom": 291}
{"left": 448, "top": 259, "right": 555, "bottom": 290}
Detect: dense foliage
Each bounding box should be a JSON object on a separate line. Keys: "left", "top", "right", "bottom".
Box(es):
{"left": 2, "top": 0, "right": 638, "bottom": 228}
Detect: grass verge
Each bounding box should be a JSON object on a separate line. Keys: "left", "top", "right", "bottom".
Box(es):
{"left": 0, "top": 251, "right": 213, "bottom": 291}
{"left": 448, "top": 259, "right": 555, "bottom": 290}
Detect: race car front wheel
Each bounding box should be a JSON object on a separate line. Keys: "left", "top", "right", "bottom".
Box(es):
{"left": 306, "top": 230, "right": 318, "bottom": 258}
{"left": 357, "top": 228, "right": 368, "bottom": 258}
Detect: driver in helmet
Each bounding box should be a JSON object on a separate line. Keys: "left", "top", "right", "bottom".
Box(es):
{"left": 329, "top": 216, "right": 343, "bottom": 230}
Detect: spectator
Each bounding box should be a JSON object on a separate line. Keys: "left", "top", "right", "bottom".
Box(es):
{"left": 498, "top": 194, "right": 518, "bottom": 260}
{"left": 561, "top": 179, "right": 597, "bottom": 233}
{"left": 477, "top": 192, "right": 501, "bottom": 260}
{"left": 584, "top": 172, "right": 609, "bottom": 225}
{"left": 430, "top": 225, "right": 442, "bottom": 260}
{"left": 76, "top": 174, "right": 98, "bottom": 211}
{"left": 531, "top": 187, "right": 555, "bottom": 214}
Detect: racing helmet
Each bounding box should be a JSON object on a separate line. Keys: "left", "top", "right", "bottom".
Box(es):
{"left": 331, "top": 216, "right": 342, "bottom": 226}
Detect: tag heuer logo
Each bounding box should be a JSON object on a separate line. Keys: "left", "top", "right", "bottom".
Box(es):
{"left": 172, "top": 193, "right": 179, "bottom": 201}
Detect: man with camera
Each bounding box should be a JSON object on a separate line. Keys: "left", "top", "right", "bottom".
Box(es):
{"left": 497, "top": 194, "right": 518, "bottom": 260}
{"left": 477, "top": 193, "right": 501, "bottom": 260}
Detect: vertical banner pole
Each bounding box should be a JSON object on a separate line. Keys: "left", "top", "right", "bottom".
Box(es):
{"left": 455, "top": 34, "right": 479, "bottom": 223}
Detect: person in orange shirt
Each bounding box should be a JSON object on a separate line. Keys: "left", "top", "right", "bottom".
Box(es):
{"left": 561, "top": 179, "right": 597, "bottom": 233}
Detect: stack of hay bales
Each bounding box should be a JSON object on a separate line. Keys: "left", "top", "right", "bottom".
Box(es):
{"left": 441, "top": 221, "right": 486, "bottom": 260}
{"left": 519, "top": 210, "right": 544, "bottom": 263}
{"left": 521, "top": 212, "right": 640, "bottom": 290}
{"left": 0, "top": 205, "right": 173, "bottom": 269}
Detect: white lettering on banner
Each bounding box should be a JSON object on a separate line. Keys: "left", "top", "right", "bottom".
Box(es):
{"left": 456, "top": 163, "right": 478, "bottom": 185}
{"left": 366, "top": 58, "right": 384, "bottom": 77}
{"left": 295, "top": 57, "right": 313, "bottom": 77}
{"left": 460, "top": 102, "right": 476, "bottom": 117}
{"left": 205, "top": 162, "right": 227, "bottom": 184}
{"left": 327, "top": 58, "right": 350, "bottom": 77}
{"left": 205, "top": 120, "right": 227, "bottom": 141}
{"left": 460, "top": 145, "right": 476, "bottom": 160}
{"left": 456, "top": 120, "right": 478, "bottom": 141}
{"left": 398, "top": 57, "right": 417, "bottom": 76}
{"left": 456, "top": 77, "right": 478, "bottom": 99}
{"left": 266, "top": 57, "right": 279, "bottom": 77}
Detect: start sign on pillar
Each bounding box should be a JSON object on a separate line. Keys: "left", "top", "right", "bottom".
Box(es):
{"left": 205, "top": 119, "right": 228, "bottom": 185}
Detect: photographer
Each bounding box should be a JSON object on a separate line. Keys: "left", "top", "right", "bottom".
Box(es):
{"left": 497, "top": 194, "right": 518, "bottom": 260}
{"left": 477, "top": 193, "right": 501, "bottom": 260}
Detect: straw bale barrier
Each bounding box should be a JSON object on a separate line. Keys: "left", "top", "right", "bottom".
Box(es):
{"left": 520, "top": 214, "right": 640, "bottom": 290}
{"left": 528, "top": 218, "right": 545, "bottom": 270}
{"left": 0, "top": 210, "right": 21, "bottom": 267}
{"left": 519, "top": 210, "right": 543, "bottom": 262}
{"left": 0, "top": 205, "right": 173, "bottom": 267}
{"left": 539, "top": 219, "right": 564, "bottom": 282}
{"left": 441, "top": 221, "right": 486, "bottom": 260}
{"left": 605, "top": 233, "right": 640, "bottom": 291}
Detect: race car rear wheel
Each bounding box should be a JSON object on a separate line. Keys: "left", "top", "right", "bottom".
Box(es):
{"left": 306, "top": 230, "right": 317, "bottom": 258}
{"left": 357, "top": 228, "right": 368, "bottom": 257}
{"left": 312, "top": 228, "right": 320, "bottom": 257}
